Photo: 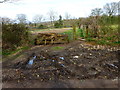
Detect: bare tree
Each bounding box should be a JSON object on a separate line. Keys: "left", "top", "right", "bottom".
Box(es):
{"left": 104, "top": 2, "right": 118, "bottom": 16}
{"left": 90, "top": 8, "right": 104, "bottom": 38}
{"left": 47, "top": 9, "right": 57, "bottom": 27}
{"left": 16, "top": 14, "right": 27, "bottom": 24}
{"left": 1, "top": 17, "right": 14, "bottom": 24}
{"left": 91, "top": 8, "right": 103, "bottom": 16}
{"left": 64, "top": 12, "right": 71, "bottom": 20}
{"left": 118, "top": 1, "right": 120, "bottom": 15}
{"left": 32, "top": 14, "right": 43, "bottom": 24}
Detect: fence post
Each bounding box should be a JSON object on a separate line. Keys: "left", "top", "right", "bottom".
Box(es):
{"left": 73, "top": 24, "right": 77, "bottom": 40}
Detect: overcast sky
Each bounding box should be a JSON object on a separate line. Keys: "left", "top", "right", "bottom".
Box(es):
{"left": 0, "top": 0, "right": 119, "bottom": 22}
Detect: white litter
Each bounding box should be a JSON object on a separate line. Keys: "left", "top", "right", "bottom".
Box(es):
{"left": 59, "top": 57, "right": 64, "bottom": 60}
{"left": 73, "top": 56, "right": 79, "bottom": 59}
{"left": 110, "top": 64, "right": 118, "bottom": 69}
{"left": 28, "top": 56, "right": 36, "bottom": 65}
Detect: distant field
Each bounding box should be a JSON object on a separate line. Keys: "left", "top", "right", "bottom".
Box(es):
{"left": 30, "top": 28, "right": 72, "bottom": 35}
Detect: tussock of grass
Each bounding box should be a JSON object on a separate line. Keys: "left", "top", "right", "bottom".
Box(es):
{"left": 51, "top": 46, "right": 64, "bottom": 50}
{"left": 3, "top": 46, "right": 30, "bottom": 56}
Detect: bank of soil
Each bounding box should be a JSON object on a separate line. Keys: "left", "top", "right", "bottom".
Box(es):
{"left": 2, "top": 40, "right": 119, "bottom": 88}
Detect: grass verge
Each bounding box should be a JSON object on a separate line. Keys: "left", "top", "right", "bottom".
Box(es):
{"left": 2, "top": 46, "right": 30, "bottom": 56}
{"left": 51, "top": 46, "right": 64, "bottom": 50}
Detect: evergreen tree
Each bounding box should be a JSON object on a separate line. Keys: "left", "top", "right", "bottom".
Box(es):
{"left": 54, "top": 15, "right": 63, "bottom": 28}
{"left": 58, "top": 15, "right": 63, "bottom": 28}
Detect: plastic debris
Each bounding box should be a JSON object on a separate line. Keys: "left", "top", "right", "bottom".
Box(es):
{"left": 58, "top": 62, "right": 62, "bottom": 64}
{"left": 109, "top": 64, "right": 118, "bottom": 69}
{"left": 33, "top": 56, "right": 37, "bottom": 59}
{"left": 26, "top": 56, "right": 37, "bottom": 68}
{"left": 39, "top": 55, "right": 45, "bottom": 60}
{"left": 28, "top": 60, "right": 34, "bottom": 65}
{"left": 52, "top": 60, "right": 55, "bottom": 62}
{"left": 68, "top": 76, "right": 70, "bottom": 79}
{"left": 89, "top": 53, "right": 92, "bottom": 56}
{"left": 59, "top": 57, "right": 64, "bottom": 60}
{"left": 60, "top": 64, "right": 65, "bottom": 67}
{"left": 28, "top": 56, "right": 36, "bottom": 65}
{"left": 73, "top": 56, "right": 79, "bottom": 59}
{"left": 37, "top": 75, "right": 39, "bottom": 77}
{"left": 106, "top": 63, "right": 118, "bottom": 69}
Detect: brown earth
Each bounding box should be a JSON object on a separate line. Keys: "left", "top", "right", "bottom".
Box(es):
{"left": 2, "top": 40, "right": 119, "bottom": 88}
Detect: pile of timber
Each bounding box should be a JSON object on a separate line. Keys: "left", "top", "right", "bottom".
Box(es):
{"left": 34, "top": 33, "right": 69, "bottom": 45}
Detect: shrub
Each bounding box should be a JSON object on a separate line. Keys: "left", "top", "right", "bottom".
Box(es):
{"left": 37, "top": 24, "right": 47, "bottom": 29}
{"left": 2, "top": 23, "right": 29, "bottom": 51}
{"left": 54, "top": 22, "right": 60, "bottom": 28}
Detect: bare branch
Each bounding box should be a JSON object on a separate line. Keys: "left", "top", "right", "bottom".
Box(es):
{"left": 91, "top": 8, "right": 103, "bottom": 16}
{"left": 0, "top": 0, "right": 20, "bottom": 3}
{"left": 104, "top": 2, "right": 118, "bottom": 16}
{"left": 16, "top": 14, "right": 27, "bottom": 24}
{"left": 64, "top": 12, "right": 71, "bottom": 20}
{"left": 32, "top": 14, "right": 43, "bottom": 24}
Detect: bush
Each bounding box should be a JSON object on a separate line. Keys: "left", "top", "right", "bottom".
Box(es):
{"left": 54, "top": 15, "right": 63, "bottom": 28}
{"left": 54, "top": 21, "right": 63, "bottom": 28}
{"left": 2, "top": 23, "right": 29, "bottom": 51}
{"left": 54, "top": 22, "right": 60, "bottom": 28}
{"left": 37, "top": 24, "right": 47, "bottom": 29}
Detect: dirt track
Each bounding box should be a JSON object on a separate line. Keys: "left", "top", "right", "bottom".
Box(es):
{"left": 2, "top": 40, "right": 119, "bottom": 88}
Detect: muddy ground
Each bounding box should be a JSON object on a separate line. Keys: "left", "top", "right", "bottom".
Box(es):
{"left": 2, "top": 40, "right": 120, "bottom": 88}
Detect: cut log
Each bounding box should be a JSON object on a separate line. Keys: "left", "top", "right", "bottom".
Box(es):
{"left": 35, "top": 33, "right": 69, "bottom": 45}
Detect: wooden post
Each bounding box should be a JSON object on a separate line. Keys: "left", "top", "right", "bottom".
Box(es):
{"left": 51, "top": 39, "right": 54, "bottom": 44}
{"left": 45, "top": 39, "right": 47, "bottom": 45}
{"left": 73, "top": 24, "right": 77, "bottom": 40}
{"left": 86, "top": 24, "right": 89, "bottom": 38}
